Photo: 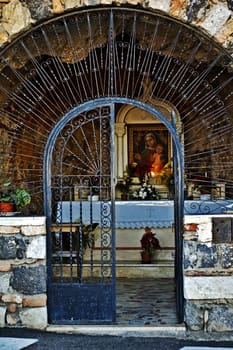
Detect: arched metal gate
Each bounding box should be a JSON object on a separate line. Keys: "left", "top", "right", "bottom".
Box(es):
{"left": 45, "top": 103, "right": 116, "bottom": 323}
{"left": 44, "top": 99, "right": 183, "bottom": 324}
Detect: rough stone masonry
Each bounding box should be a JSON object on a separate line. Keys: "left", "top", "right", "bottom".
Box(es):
{"left": 0, "top": 217, "right": 47, "bottom": 329}
{"left": 0, "top": 0, "right": 232, "bottom": 55}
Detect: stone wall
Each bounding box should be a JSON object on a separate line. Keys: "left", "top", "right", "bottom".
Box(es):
{"left": 0, "top": 0, "right": 232, "bottom": 55}
{"left": 183, "top": 214, "right": 233, "bottom": 332}
{"left": 0, "top": 216, "right": 47, "bottom": 329}
{"left": 1, "top": 213, "right": 233, "bottom": 331}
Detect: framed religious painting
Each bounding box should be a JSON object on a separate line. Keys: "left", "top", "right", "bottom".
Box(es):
{"left": 128, "top": 124, "right": 172, "bottom": 180}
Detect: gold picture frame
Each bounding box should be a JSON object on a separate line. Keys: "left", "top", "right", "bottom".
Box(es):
{"left": 128, "top": 124, "right": 171, "bottom": 178}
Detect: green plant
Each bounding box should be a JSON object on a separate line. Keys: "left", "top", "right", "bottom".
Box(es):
{"left": 142, "top": 246, "right": 157, "bottom": 256}
{"left": 73, "top": 223, "right": 99, "bottom": 251}
{"left": 115, "top": 181, "right": 130, "bottom": 194}
{"left": 81, "top": 223, "right": 99, "bottom": 250}
{"left": 192, "top": 176, "right": 214, "bottom": 194}
{"left": 0, "top": 181, "right": 31, "bottom": 208}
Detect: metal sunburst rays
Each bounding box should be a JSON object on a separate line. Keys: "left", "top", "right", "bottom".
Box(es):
{"left": 0, "top": 7, "right": 232, "bottom": 214}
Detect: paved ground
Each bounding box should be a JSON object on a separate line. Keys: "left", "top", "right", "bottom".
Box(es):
{"left": 1, "top": 278, "right": 233, "bottom": 349}
{"left": 1, "top": 328, "right": 233, "bottom": 350}
{"left": 116, "top": 278, "right": 177, "bottom": 325}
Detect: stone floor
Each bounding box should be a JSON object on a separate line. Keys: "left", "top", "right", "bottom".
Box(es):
{"left": 116, "top": 278, "right": 178, "bottom": 326}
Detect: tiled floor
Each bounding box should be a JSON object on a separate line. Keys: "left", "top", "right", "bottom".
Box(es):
{"left": 116, "top": 278, "right": 178, "bottom": 326}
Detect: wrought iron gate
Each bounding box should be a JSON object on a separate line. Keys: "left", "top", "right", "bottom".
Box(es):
{"left": 45, "top": 104, "right": 116, "bottom": 323}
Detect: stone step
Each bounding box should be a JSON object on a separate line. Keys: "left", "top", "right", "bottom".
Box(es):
{"left": 52, "top": 260, "right": 174, "bottom": 278}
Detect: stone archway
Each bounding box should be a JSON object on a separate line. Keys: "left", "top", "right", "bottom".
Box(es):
{"left": 0, "top": 6, "right": 232, "bottom": 327}
{"left": 0, "top": 7, "right": 232, "bottom": 210}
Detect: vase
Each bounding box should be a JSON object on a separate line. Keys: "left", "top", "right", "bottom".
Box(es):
{"left": 0, "top": 202, "right": 14, "bottom": 213}
{"left": 121, "top": 193, "right": 128, "bottom": 200}
{"left": 141, "top": 251, "right": 153, "bottom": 264}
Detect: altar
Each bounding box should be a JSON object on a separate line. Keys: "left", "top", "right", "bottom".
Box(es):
{"left": 56, "top": 200, "right": 233, "bottom": 229}
{"left": 56, "top": 200, "right": 174, "bottom": 228}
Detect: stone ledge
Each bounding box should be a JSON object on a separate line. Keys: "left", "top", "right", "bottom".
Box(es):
{"left": 85, "top": 260, "right": 174, "bottom": 267}
{"left": 0, "top": 216, "right": 46, "bottom": 226}
{"left": 184, "top": 276, "right": 233, "bottom": 299}
{"left": 47, "top": 324, "right": 186, "bottom": 338}
{"left": 185, "top": 269, "right": 233, "bottom": 276}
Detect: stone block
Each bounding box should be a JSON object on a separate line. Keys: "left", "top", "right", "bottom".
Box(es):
{"left": 183, "top": 241, "right": 217, "bottom": 269}
{"left": 84, "top": 0, "right": 101, "bottom": 5}
{"left": 6, "top": 312, "right": 19, "bottom": 325}
{"left": 26, "top": 236, "right": 46, "bottom": 259}
{"left": 23, "top": 0, "right": 51, "bottom": 21}
{"left": 147, "top": 0, "right": 170, "bottom": 12}
{"left": 21, "top": 225, "right": 46, "bottom": 236}
{"left": 0, "top": 236, "right": 16, "bottom": 259}
{"left": 0, "top": 272, "right": 11, "bottom": 293}
{"left": 0, "top": 24, "right": 9, "bottom": 46}
{"left": 20, "top": 306, "right": 47, "bottom": 329}
{"left": 208, "top": 304, "right": 233, "bottom": 331}
{"left": 52, "top": 0, "right": 65, "bottom": 14}
{"left": 0, "top": 226, "right": 20, "bottom": 234}
{"left": 185, "top": 300, "right": 233, "bottom": 332}
{"left": 201, "top": 4, "right": 232, "bottom": 36}
{"left": 184, "top": 276, "right": 233, "bottom": 299}
{"left": 2, "top": 0, "right": 32, "bottom": 37}
{"left": 2, "top": 294, "right": 22, "bottom": 303}
{"left": 22, "top": 294, "right": 47, "bottom": 307}
{"left": 65, "top": 0, "right": 84, "bottom": 10}
{"left": 186, "top": 0, "right": 208, "bottom": 22}
{"left": 0, "top": 260, "right": 11, "bottom": 272}
{"left": 15, "top": 235, "right": 27, "bottom": 259}
{"left": 221, "top": 245, "right": 233, "bottom": 269}
{"left": 0, "top": 306, "right": 6, "bottom": 327}
{"left": 10, "top": 265, "right": 46, "bottom": 294}
{"left": 7, "top": 303, "right": 17, "bottom": 313}
{"left": 184, "top": 300, "right": 203, "bottom": 331}
{"left": 196, "top": 243, "right": 217, "bottom": 268}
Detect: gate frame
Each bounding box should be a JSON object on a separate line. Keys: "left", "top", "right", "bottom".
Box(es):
{"left": 44, "top": 97, "right": 184, "bottom": 323}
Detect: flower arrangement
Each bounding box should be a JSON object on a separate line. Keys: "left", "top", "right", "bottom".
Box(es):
{"left": 131, "top": 181, "right": 159, "bottom": 200}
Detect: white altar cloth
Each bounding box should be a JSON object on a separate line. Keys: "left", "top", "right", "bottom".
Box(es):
{"left": 56, "top": 200, "right": 233, "bottom": 229}
{"left": 56, "top": 201, "right": 174, "bottom": 228}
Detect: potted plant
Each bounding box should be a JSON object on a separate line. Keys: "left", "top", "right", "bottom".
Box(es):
{"left": 140, "top": 227, "right": 161, "bottom": 263}
{"left": 192, "top": 175, "right": 215, "bottom": 200}
{"left": 0, "top": 181, "right": 31, "bottom": 213}
{"left": 115, "top": 181, "right": 130, "bottom": 200}
{"left": 71, "top": 223, "right": 99, "bottom": 270}
{"left": 79, "top": 223, "right": 99, "bottom": 251}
